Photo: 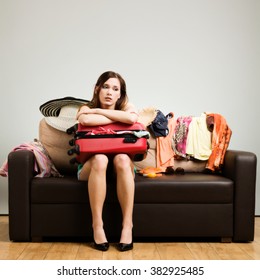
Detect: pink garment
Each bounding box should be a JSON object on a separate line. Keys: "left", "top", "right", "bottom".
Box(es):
{"left": 156, "top": 113, "right": 176, "bottom": 171}
{"left": 174, "top": 116, "right": 193, "bottom": 158}
{"left": 0, "top": 140, "right": 62, "bottom": 178}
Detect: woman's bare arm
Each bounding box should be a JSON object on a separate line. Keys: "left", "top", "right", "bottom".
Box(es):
{"left": 77, "top": 103, "right": 138, "bottom": 126}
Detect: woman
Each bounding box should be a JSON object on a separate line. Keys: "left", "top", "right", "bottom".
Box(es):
{"left": 76, "top": 71, "right": 138, "bottom": 251}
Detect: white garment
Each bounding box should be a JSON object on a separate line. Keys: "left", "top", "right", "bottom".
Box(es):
{"left": 186, "top": 113, "right": 212, "bottom": 160}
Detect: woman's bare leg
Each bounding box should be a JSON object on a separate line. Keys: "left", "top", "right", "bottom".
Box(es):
{"left": 113, "top": 154, "right": 135, "bottom": 244}
{"left": 79, "top": 154, "right": 109, "bottom": 244}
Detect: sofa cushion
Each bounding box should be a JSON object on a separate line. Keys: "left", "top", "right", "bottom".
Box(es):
{"left": 31, "top": 177, "right": 87, "bottom": 203}
{"left": 134, "top": 174, "right": 233, "bottom": 204}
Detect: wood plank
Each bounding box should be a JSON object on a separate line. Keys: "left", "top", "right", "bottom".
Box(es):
{"left": 44, "top": 242, "right": 81, "bottom": 260}
{"left": 17, "top": 242, "right": 53, "bottom": 260}
{"left": 186, "top": 242, "right": 221, "bottom": 260}
{"left": 132, "top": 243, "right": 161, "bottom": 260}
{"left": 209, "top": 243, "right": 253, "bottom": 260}
{"left": 76, "top": 243, "right": 104, "bottom": 260}
{"left": 0, "top": 242, "right": 28, "bottom": 260}
{"left": 237, "top": 242, "right": 260, "bottom": 260}
{"left": 156, "top": 243, "right": 194, "bottom": 260}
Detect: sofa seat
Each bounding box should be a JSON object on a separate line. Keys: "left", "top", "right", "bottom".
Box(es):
{"left": 31, "top": 174, "right": 233, "bottom": 204}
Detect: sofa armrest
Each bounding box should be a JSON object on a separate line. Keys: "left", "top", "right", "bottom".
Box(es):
{"left": 8, "top": 150, "right": 35, "bottom": 241}
{"left": 223, "top": 150, "right": 257, "bottom": 241}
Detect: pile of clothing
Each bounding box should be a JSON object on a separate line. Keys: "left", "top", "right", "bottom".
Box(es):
{"left": 149, "top": 110, "right": 232, "bottom": 172}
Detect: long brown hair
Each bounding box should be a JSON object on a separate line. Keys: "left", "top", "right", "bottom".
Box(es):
{"left": 88, "top": 71, "right": 128, "bottom": 110}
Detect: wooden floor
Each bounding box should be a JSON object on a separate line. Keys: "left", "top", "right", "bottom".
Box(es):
{"left": 1, "top": 216, "right": 260, "bottom": 260}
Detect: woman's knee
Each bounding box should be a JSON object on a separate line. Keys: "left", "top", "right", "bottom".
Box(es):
{"left": 91, "top": 154, "right": 109, "bottom": 172}
{"left": 113, "top": 154, "right": 132, "bottom": 171}
{"left": 78, "top": 154, "right": 108, "bottom": 180}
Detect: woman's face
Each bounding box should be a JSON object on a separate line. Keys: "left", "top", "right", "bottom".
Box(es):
{"left": 98, "top": 78, "right": 121, "bottom": 109}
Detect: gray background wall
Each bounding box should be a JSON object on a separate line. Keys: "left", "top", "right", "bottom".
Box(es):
{"left": 0, "top": 0, "right": 259, "bottom": 214}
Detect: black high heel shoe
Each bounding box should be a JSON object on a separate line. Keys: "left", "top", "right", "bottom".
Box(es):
{"left": 93, "top": 241, "right": 109, "bottom": 251}
{"left": 117, "top": 229, "right": 133, "bottom": 251}
{"left": 117, "top": 242, "right": 133, "bottom": 252}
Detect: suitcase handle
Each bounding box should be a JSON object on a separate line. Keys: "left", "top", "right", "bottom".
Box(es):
{"left": 123, "top": 136, "right": 137, "bottom": 143}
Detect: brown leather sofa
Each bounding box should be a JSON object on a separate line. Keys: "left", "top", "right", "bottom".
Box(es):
{"left": 8, "top": 148, "right": 257, "bottom": 243}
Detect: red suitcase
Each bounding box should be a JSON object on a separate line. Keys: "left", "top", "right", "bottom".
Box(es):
{"left": 68, "top": 122, "right": 149, "bottom": 163}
